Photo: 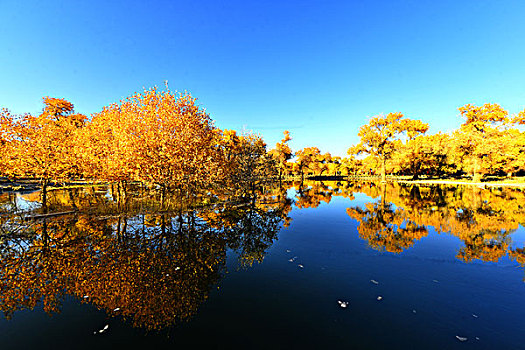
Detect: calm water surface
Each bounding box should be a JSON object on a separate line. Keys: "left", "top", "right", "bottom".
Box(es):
{"left": 0, "top": 181, "right": 523, "bottom": 349}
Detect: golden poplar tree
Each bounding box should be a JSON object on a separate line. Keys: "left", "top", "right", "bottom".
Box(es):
{"left": 453, "top": 103, "right": 508, "bottom": 181}
{"left": 352, "top": 113, "right": 428, "bottom": 182}
{"left": 269, "top": 130, "right": 293, "bottom": 181}
{"left": 1, "top": 98, "right": 86, "bottom": 207}
{"left": 85, "top": 88, "right": 221, "bottom": 195}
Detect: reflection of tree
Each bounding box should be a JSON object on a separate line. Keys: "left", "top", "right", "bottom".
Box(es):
{"left": 457, "top": 229, "right": 511, "bottom": 263}
{"left": 294, "top": 181, "right": 334, "bottom": 209}
{"left": 200, "top": 186, "right": 291, "bottom": 267}
{"left": 281, "top": 179, "right": 524, "bottom": 272}
{"left": 509, "top": 248, "right": 525, "bottom": 266}
{"left": 290, "top": 180, "right": 356, "bottom": 209}
{"left": 72, "top": 214, "right": 226, "bottom": 330}
{"left": 346, "top": 184, "right": 428, "bottom": 253}
{"left": 223, "top": 203, "right": 282, "bottom": 267}
{"left": 343, "top": 181, "right": 525, "bottom": 271}
{"left": 391, "top": 184, "right": 525, "bottom": 266}
{"left": 0, "top": 185, "right": 292, "bottom": 330}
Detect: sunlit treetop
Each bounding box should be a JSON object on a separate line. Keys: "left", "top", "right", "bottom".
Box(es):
{"left": 458, "top": 103, "right": 509, "bottom": 132}
{"left": 41, "top": 97, "right": 74, "bottom": 119}
{"left": 355, "top": 112, "right": 429, "bottom": 158}
{"left": 512, "top": 109, "right": 525, "bottom": 125}
{"left": 0, "top": 97, "right": 87, "bottom": 185}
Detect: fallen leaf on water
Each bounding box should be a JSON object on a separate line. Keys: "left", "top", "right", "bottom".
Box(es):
{"left": 337, "top": 300, "right": 349, "bottom": 308}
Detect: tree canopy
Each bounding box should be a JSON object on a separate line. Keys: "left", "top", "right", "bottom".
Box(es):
{"left": 351, "top": 113, "right": 429, "bottom": 182}
{"left": 1, "top": 92, "right": 524, "bottom": 185}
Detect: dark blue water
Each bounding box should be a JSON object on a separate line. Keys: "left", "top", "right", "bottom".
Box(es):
{"left": 0, "top": 183, "right": 523, "bottom": 349}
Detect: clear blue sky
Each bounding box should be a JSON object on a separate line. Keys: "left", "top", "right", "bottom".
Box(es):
{"left": 1, "top": 0, "right": 524, "bottom": 156}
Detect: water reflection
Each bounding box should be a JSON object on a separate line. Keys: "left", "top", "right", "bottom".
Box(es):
{"left": 0, "top": 185, "right": 292, "bottom": 330}
{"left": 346, "top": 182, "right": 524, "bottom": 268}
{"left": 347, "top": 201, "right": 428, "bottom": 253}
{"left": 1, "top": 180, "right": 524, "bottom": 333}
{"left": 286, "top": 180, "right": 524, "bottom": 269}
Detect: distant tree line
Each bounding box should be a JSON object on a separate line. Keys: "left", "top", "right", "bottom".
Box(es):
{"left": 1, "top": 89, "right": 524, "bottom": 191}
{"left": 277, "top": 105, "right": 525, "bottom": 182}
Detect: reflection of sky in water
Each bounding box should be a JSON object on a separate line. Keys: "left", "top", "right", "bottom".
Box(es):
{"left": 511, "top": 225, "right": 525, "bottom": 248}
{"left": 15, "top": 192, "right": 41, "bottom": 211}
{"left": 262, "top": 190, "right": 524, "bottom": 349}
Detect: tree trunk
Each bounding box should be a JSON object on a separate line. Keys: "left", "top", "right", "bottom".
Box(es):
{"left": 42, "top": 219, "right": 49, "bottom": 247}
{"left": 122, "top": 216, "right": 128, "bottom": 239}
{"left": 160, "top": 185, "right": 166, "bottom": 209}
{"left": 116, "top": 181, "right": 121, "bottom": 207}
{"left": 472, "top": 158, "right": 482, "bottom": 182}
{"left": 410, "top": 185, "right": 422, "bottom": 200}
{"left": 41, "top": 180, "right": 49, "bottom": 213}
{"left": 119, "top": 181, "right": 127, "bottom": 204}
{"left": 380, "top": 182, "right": 387, "bottom": 211}
{"left": 411, "top": 163, "right": 419, "bottom": 180}
{"left": 110, "top": 183, "right": 116, "bottom": 202}
{"left": 116, "top": 216, "right": 121, "bottom": 240}
{"left": 67, "top": 188, "right": 78, "bottom": 210}
{"left": 381, "top": 157, "right": 386, "bottom": 183}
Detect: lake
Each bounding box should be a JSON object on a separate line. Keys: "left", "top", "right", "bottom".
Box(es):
{"left": 0, "top": 181, "right": 523, "bottom": 349}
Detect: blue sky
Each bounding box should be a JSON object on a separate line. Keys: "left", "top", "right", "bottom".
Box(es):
{"left": 1, "top": 0, "right": 525, "bottom": 156}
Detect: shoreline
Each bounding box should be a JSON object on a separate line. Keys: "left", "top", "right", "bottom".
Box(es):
{"left": 2, "top": 176, "right": 525, "bottom": 192}
{"left": 395, "top": 179, "right": 525, "bottom": 188}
